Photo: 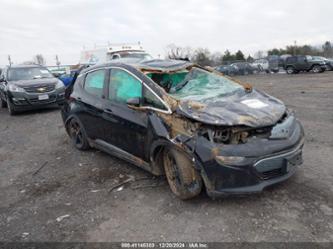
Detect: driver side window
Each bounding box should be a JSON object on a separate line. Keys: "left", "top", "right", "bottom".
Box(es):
{"left": 142, "top": 86, "right": 168, "bottom": 111}
{"left": 109, "top": 68, "right": 142, "bottom": 104}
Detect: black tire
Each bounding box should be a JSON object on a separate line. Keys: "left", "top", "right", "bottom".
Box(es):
{"left": 7, "top": 97, "right": 16, "bottom": 115}
{"left": 312, "top": 65, "right": 322, "bottom": 73}
{"left": 286, "top": 66, "right": 295, "bottom": 74}
{"left": 163, "top": 149, "right": 202, "bottom": 200}
{"left": 67, "top": 118, "right": 90, "bottom": 150}
{"left": 0, "top": 97, "right": 7, "bottom": 108}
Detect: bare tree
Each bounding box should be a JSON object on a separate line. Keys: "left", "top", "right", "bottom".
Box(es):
{"left": 210, "top": 52, "right": 223, "bottom": 66}
{"left": 192, "top": 48, "right": 212, "bottom": 66}
{"left": 165, "top": 44, "right": 193, "bottom": 60}
{"left": 254, "top": 50, "right": 266, "bottom": 59}
{"left": 33, "top": 54, "right": 46, "bottom": 66}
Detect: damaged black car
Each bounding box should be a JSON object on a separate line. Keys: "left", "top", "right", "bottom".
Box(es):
{"left": 61, "top": 59, "right": 304, "bottom": 199}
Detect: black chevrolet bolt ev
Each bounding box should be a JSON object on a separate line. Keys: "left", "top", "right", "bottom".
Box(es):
{"left": 0, "top": 64, "right": 66, "bottom": 115}
{"left": 61, "top": 59, "right": 305, "bottom": 200}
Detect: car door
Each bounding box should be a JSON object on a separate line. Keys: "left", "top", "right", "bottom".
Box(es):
{"left": 297, "top": 56, "right": 307, "bottom": 71}
{"left": 101, "top": 67, "right": 149, "bottom": 159}
{"left": 76, "top": 69, "right": 107, "bottom": 140}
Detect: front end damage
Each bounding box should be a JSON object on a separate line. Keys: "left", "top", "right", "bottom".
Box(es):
{"left": 141, "top": 62, "right": 305, "bottom": 197}
{"left": 159, "top": 109, "right": 304, "bottom": 197}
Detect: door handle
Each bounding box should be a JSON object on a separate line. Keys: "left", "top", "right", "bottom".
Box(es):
{"left": 104, "top": 108, "right": 113, "bottom": 114}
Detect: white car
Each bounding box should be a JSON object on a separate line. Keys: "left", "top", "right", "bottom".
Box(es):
{"left": 252, "top": 59, "right": 270, "bottom": 73}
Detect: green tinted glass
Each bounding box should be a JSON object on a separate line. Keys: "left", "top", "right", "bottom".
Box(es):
{"left": 110, "top": 69, "right": 142, "bottom": 103}
{"left": 84, "top": 70, "right": 105, "bottom": 97}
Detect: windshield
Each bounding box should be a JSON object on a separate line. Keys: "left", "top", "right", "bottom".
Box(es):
{"left": 148, "top": 68, "right": 244, "bottom": 102}
{"left": 8, "top": 67, "right": 54, "bottom": 81}
{"left": 113, "top": 52, "right": 153, "bottom": 60}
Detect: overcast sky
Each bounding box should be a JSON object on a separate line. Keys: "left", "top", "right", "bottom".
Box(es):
{"left": 0, "top": 0, "right": 332, "bottom": 66}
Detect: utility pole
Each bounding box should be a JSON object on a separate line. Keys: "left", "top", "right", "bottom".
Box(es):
{"left": 294, "top": 40, "right": 297, "bottom": 55}
{"left": 8, "top": 55, "right": 12, "bottom": 66}
{"left": 55, "top": 55, "right": 61, "bottom": 67}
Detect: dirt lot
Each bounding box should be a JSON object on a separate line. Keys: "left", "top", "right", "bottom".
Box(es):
{"left": 0, "top": 72, "right": 332, "bottom": 242}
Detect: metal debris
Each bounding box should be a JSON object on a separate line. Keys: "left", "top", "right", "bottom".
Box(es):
{"left": 32, "top": 161, "right": 48, "bottom": 176}
{"left": 56, "top": 214, "right": 70, "bottom": 222}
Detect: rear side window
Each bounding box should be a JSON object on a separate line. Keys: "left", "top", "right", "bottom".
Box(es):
{"left": 298, "top": 56, "right": 306, "bottom": 62}
{"left": 287, "top": 57, "right": 297, "bottom": 63}
{"left": 84, "top": 70, "right": 105, "bottom": 97}
{"left": 109, "top": 68, "right": 142, "bottom": 104}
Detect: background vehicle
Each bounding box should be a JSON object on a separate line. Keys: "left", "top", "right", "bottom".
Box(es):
{"left": 0, "top": 64, "right": 65, "bottom": 115}
{"left": 252, "top": 59, "right": 270, "bottom": 73}
{"left": 284, "top": 55, "right": 326, "bottom": 74}
{"left": 62, "top": 59, "right": 304, "bottom": 200}
{"left": 312, "top": 56, "right": 333, "bottom": 71}
{"left": 79, "top": 43, "right": 153, "bottom": 65}
{"left": 215, "top": 64, "right": 238, "bottom": 76}
{"left": 267, "top": 55, "right": 280, "bottom": 73}
{"left": 230, "top": 62, "right": 257, "bottom": 75}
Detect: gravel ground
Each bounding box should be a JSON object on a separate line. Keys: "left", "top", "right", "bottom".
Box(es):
{"left": 0, "top": 72, "right": 332, "bottom": 242}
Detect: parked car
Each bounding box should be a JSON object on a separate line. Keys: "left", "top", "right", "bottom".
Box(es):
{"left": 312, "top": 56, "right": 333, "bottom": 71}
{"left": 62, "top": 59, "right": 304, "bottom": 200}
{"left": 284, "top": 55, "right": 326, "bottom": 74}
{"left": 230, "top": 62, "right": 257, "bottom": 75}
{"left": 266, "top": 55, "right": 280, "bottom": 73}
{"left": 0, "top": 64, "right": 65, "bottom": 115}
{"left": 252, "top": 59, "right": 270, "bottom": 73}
{"left": 215, "top": 65, "right": 238, "bottom": 76}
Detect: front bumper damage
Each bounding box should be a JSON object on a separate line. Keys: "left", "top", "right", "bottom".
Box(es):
{"left": 174, "top": 115, "right": 304, "bottom": 198}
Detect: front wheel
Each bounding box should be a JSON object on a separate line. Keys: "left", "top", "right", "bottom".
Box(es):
{"left": 7, "top": 97, "right": 16, "bottom": 115}
{"left": 312, "top": 65, "right": 323, "bottom": 73}
{"left": 0, "top": 97, "right": 7, "bottom": 108}
{"left": 67, "top": 118, "right": 90, "bottom": 150}
{"left": 163, "top": 149, "right": 202, "bottom": 200}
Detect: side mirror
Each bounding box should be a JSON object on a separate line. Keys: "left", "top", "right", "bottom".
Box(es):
{"left": 126, "top": 97, "right": 141, "bottom": 107}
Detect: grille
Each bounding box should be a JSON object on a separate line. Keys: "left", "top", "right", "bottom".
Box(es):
{"left": 29, "top": 94, "right": 57, "bottom": 104}
{"left": 261, "top": 168, "right": 284, "bottom": 180}
{"left": 23, "top": 84, "right": 55, "bottom": 93}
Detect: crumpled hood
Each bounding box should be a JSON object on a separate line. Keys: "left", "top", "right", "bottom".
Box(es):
{"left": 177, "top": 89, "right": 286, "bottom": 127}
{"left": 10, "top": 78, "right": 58, "bottom": 87}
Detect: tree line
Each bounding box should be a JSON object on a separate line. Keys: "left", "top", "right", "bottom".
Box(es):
{"left": 166, "top": 41, "right": 333, "bottom": 66}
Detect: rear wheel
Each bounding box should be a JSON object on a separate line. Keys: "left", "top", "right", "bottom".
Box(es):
{"left": 67, "top": 118, "right": 90, "bottom": 150}
{"left": 286, "top": 66, "right": 295, "bottom": 74}
{"left": 163, "top": 149, "right": 202, "bottom": 200}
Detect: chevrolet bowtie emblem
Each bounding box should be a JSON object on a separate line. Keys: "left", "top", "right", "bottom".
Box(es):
{"left": 37, "top": 87, "right": 46, "bottom": 92}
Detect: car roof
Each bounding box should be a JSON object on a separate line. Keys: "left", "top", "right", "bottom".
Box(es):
{"left": 81, "top": 59, "right": 194, "bottom": 74}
